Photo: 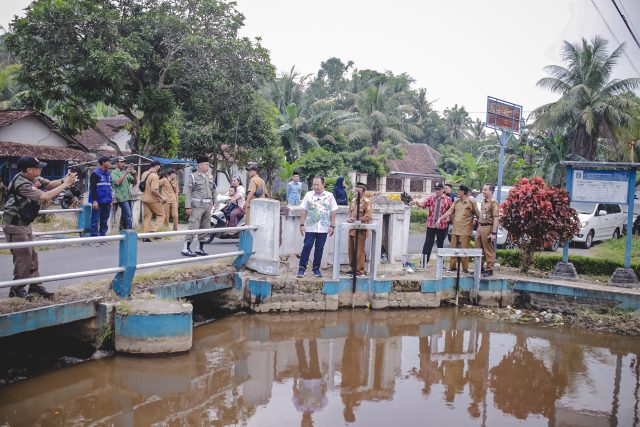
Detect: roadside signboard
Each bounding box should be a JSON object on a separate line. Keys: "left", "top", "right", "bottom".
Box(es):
{"left": 486, "top": 96, "right": 522, "bottom": 134}
{"left": 571, "top": 169, "right": 630, "bottom": 204}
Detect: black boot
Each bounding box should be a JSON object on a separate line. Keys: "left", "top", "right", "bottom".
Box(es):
{"left": 9, "top": 287, "right": 31, "bottom": 299}
{"left": 195, "top": 243, "right": 208, "bottom": 256}
{"left": 29, "top": 285, "right": 54, "bottom": 299}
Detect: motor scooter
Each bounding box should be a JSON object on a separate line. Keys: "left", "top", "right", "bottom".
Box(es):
{"left": 205, "top": 194, "right": 245, "bottom": 243}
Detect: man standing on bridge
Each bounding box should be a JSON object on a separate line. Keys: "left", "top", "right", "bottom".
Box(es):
{"left": 182, "top": 156, "right": 215, "bottom": 257}
{"left": 3, "top": 156, "right": 77, "bottom": 298}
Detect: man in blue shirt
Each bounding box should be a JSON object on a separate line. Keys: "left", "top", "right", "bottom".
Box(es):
{"left": 287, "top": 171, "right": 303, "bottom": 206}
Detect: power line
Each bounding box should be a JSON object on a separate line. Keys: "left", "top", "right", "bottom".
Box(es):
{"left": 610, "top": 0, "right": 640, "bottom": 51}
{"left": 590, "top": 0, "right": 640, "bottom": 77}
{"left": 618, "top": 0, "right": 640, "bottom": 37}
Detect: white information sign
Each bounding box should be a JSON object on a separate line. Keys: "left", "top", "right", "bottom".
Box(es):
{"left": 572, "top": 169, "right": 629, "bottom": 204}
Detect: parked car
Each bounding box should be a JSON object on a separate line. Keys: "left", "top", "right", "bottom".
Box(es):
{"left": 570, "top": 202, "right": 625, "bottom": 249}
{"left": 622, "top": 201, "right": 640, "bottom": 235}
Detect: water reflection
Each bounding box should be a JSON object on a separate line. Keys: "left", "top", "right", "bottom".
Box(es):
{"left": 0, "top": 309, "right": 638, "bottom": 427}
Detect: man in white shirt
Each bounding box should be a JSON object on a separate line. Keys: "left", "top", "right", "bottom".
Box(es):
{"left": 298, "top": 176, "right": 338, "bottom": 278}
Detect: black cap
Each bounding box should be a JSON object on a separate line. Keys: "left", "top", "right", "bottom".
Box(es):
{"left": 196, "top": 156, "right": 209, "bottom": 164}
{"left": 150, "top": 160, "right": 161, "bottom": 167}
{"left": 458, "top": 184, "right": 470, "bottom": 193}
{"left": 17, "top": 156, "right": 47, "bottom": 171}
{"left": 98, "top": 155, "right": 111, "bottom": 165}
{"left": 247, "top": 164, "right": 259, "bottom": 172}
{"left": 434, "top": 182, "right": 444, "bottom": 189}
{"left": 355, "top": 182, "right": 367, "bottom": 190}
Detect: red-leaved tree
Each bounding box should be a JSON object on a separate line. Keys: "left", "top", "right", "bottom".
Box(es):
{"left": 501, "top": 177, "right": 580, "bottom": 272}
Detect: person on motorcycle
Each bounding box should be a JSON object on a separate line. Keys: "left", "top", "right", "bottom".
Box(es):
{"left": 227, "top": 175, "right": 245, "bottom": 228}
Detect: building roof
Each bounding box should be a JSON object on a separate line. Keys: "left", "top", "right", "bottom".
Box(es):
{"left": 0, "top": 141, "right": 94, "bottom": 161}
{"left": 386, "top": 143, "right": 442, "bottom": 177}
{"left": 76, "top": 127, "right": 114, "bottom": 152}
{"left": 96, "top": 116, "right": 131, "bottom": 139}
{"left": 0, "top": 109, "right": 89, "bottom": 152}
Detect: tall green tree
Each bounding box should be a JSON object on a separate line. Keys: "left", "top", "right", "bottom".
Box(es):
{"left": 443, "top": 104, "right": 472, "bottom": 140}
{"left": 531, "top": 37, "right": 640, "bottom": 160}
{"left": 7, "top": 0, "right": 272, "bottom": 155}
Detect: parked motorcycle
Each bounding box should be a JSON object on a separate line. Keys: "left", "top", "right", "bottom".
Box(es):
{"left": 54, "top": 164, "right": 87, "bottom": 208}
{"left": 205, "top": 194, "right": 245, "bottom": 244}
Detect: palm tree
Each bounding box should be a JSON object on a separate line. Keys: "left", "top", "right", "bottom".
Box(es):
{"left": 343, "top": 82, "right": 423, "bottom": 149}
{"left": 534, "top": 130, "right": 584, "bottom": 186}
{"left": 0, "top": 63, "right": 22, "bottom": 108}
{"left": 469, "top": 118, "right": 486, "bottom": 141}
{"left": 531, "top": 37, "right": 640, "bottom": 160}
{"left": 278, "top": 103, "right": 319, "bottom": 161}
{"left": 443, "top": 104, "right": 472, "bottom": 140}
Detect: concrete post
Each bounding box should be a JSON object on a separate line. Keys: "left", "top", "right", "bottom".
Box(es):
{"left": 403, "top": 177, "right": 411, "bottom": 193}
{"left": 111, "top": 229, "right": 138, "bottom": 297}
{"left": 379, "top": 176, "right": 387, "bottom": 192}
{"left": 246, "top": 199, "right": 280, "bottom": 275}
{"left": 234, "top": 230, "right": 254, "bottom": 269}
{"left": 78, "top": 204, "right": 92, "bottom": 236}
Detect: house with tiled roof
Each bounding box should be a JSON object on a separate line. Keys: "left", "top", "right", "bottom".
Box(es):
{"left": 351, "top": 143, "right": 444, "bottom": 195}
{"left": 0, "top": 110, "right": 94, "bottom": 185}
{"left": 76, "top": 116, "right": 133, "bottom": 156}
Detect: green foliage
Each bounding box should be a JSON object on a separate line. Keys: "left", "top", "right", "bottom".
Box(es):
{"left": 496, "top": 249, "right": 640, "bottom": 279}
{"left": 296, "top": 148, "right": 345, "bottom": 186}
{"left": 7, "top": 0, "right": 273, "bottom": 153}
{"left": 531, "top": 36, "right": 640, "bottom": 161}
{"left": 178, "top": 194, "right": 189, "bottom": 224}
{"left": 410, "top": 208, "right": 429, "bottom": 224}
{"left": 501, "top": 177, "right": 580, "bottom": 272}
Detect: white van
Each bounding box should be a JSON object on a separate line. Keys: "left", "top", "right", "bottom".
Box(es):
{"left": 570, "top": 202, "right": 625, "bottom": 249}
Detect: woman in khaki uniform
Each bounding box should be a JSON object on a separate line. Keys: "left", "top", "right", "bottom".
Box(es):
{"left": 140, "top": 161, "right": 165, "bottom": 240}
{"left": 159, "top": 169, "right": 179, "bottom": 231}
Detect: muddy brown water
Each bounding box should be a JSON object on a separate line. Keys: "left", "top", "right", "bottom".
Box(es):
{"left": 0, "top": 308, "right": 639, "bottom": 426}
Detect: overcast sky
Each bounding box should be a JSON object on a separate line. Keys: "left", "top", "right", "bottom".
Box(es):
{"left": 2, "top": 0, "right": 639, "bottom": 120}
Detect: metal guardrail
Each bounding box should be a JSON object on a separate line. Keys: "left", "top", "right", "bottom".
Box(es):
{"left": 0, "top": 206, "right": 90, "bottom": 241}
{"left": 0, "top": 225, "right": 257, "bottom": 294}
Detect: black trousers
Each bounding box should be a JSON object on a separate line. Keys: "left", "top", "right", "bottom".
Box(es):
{"left": 422, "top": 227, "right": 448, "bottom": 262}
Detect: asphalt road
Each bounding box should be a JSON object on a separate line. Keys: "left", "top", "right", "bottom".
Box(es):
{"left": 0, "top": 232, "right": 591, "bottom": 297}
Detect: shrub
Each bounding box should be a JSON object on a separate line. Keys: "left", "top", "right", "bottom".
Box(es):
{"left": 501, "top": 177, "right": 579, "bottom": 272}
{"left": 410, "top": 208, "right": 429, "bottom": 224}
{"left": 496, "top": 249, "right": 640, "bottom": 279}
{"left": 178, "top": 195, "right": 188, "bottom": 223}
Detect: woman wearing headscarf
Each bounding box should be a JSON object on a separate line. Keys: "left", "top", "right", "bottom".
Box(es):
{"left": 333, "top": 176, "right": 348, "bottom": 206}
{"left": 227, "top": 175, "right": 245, "bottom": 227}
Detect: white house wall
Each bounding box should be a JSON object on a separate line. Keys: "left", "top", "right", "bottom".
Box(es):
{"left": 0, "top": 117, "right": 69, "bottom": 148}
{"left": 111, "top": 130, "right": 132, "bottom": 153}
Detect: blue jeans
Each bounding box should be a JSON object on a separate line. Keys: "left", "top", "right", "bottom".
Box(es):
{"left": 299, "top": 232, "right": 328, "bottom": 270}
{"left": 116, "top": 201, "right": 133, "bottom": 229}
{"left": 91, "top": 203, "right": 111, "bottom": 236}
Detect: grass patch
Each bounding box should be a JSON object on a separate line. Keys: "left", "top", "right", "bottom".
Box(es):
{"left": 591, "top": 235, "right": 640, "bottom": 265}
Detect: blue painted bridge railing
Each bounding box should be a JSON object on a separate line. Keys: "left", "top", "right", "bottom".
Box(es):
{"left": 0, "top": 225, "right": 256, "bottom": 297}
{"left": 0, "top": 205, "right": 91, "bottom": 240}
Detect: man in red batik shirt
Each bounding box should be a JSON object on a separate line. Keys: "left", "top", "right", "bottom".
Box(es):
{"left": 411, "top": 183, "right": 452, "bottom": 268}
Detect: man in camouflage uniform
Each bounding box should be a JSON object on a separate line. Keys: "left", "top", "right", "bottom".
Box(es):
{"left": 3, "top": 156, "right": 77, "bottom": 298}
{"left": 181, "top": 156, "right": 215, "bottom": 257}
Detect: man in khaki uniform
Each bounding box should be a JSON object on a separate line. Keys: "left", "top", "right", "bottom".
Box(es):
{"left": 476, "top": 183, "right": 500, "bottom": 277}
{"left": 159, "top": 169, "right": 179, "bottom": 231}
{"left": 182, "top": 156, "right": 215, "bottom": 257}
{"left": 439, "top": 184, "right": 481, "bottom": 273}
{"left": 346, "top": 182, "right": 372, "bottom": 276}
{"left": 244, "top": 164, "right": 268, "bottom": 224}
{"left": 3, "top": 156, "right": 77, "bottom": 298}
{"left": 140, "top": 160, "right": 165, "bottom": 240}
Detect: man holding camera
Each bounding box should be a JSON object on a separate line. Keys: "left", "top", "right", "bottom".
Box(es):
{"left": 3, "top": 156, "right": 77, "bottom": 298}
{"left": 111, "top": 156, "right": 137, "bottom": 230}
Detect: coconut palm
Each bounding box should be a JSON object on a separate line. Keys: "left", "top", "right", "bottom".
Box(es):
{"left": 531, "top": 37, "right": 640, "bottom": 160}
{"left": 443, "top": 104, "right": 472, "bottom": 140}
{"left": 278, "top": 103, "right": 319, "bottom": 161}
{"left": 343, "top": 82, "right": 423, "bottom": 149}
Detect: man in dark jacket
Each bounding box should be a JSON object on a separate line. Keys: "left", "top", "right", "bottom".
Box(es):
{"left": 3, "top": 156, "right": 77, "bottom": 298}
{"left": 89, "top": 156, "right": 113, "bottom": 239}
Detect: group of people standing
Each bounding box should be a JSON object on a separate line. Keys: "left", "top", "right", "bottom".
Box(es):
{"left": 87, "top": 156, "right": 180, "bottom": 245}
{"left": 412, "top": 182, "right": 499, "bottom": 277}
{"left": 287, "top": 172, "right": 371, "bottom": 278}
